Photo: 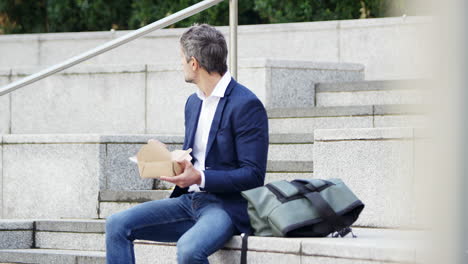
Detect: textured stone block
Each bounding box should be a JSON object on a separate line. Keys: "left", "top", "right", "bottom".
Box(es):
{"left": 92, "top": 36, "right": 181, "bottom": 67}
{"left": 0, "top": 75, "right": 10, "bottom": 135}
{"left": 300, "top": 228, "right": 418, "bottom": 263}
{"left": 104, "top": 143, "right": 153, "bottom": 190}
{"left": 340, "top": 17, "right": 432, "bottom": 80}
{"left": 99, "top": 190, "right": 171, "bottom": 203}
{"left": 135, "top": 236, "right": 302, "bottom": 264}
{"left": 0, "top": 231, "right": 33, "bottom": 249}
{"left": 265, "top": 173, "right": 314, "bottom": 184}
{"left": 269, "top": 116, "right": 373, "bottom": 134}
{"left": 135, "top": 242, "right": 177, "bottom": 264}
{"left": 269, "top": 133, "right": 315, "bottom": 144}
{"left": 38, "top": 34, "right": 110, "bottom": 66}
{"left": 244, "top": 59, "right": 364, "bottom": 109}
{"left": 268, "top": 106, "right": 373, "bottom": 119}
{"left": 301, "top": 256, "right": 399, "bottom": 264}
{"left": 0, "top": 35, "right": 39, "bottom": 68}
{"left": 146, "top": 65, "right": 194, "bottom": 135}
{"left": 413, "top": 137, "right": 435, "bottom": 229}
{"left": 38, "top": 30, "right": 182, "bottom": 67}
{"left": 99, "top": 202, "right": 140, "bottom": 219}
{"left": 316, "top": 90, "right": 424, "bottom": 107}
{"left": 76, "top": 255, "right": 106, "bottom": 264}
{"left": 0, "top": 248, "right": 105, "bottom": 264}
{"left": 237, "top": 67, "right": 268, "bottom": 103}
{"left": 36, "top": 232, "right": 105, "bottom": 251}
{"left": 2, "top": 142, "right": 102, "bottom": 219}
{"left": 268, "top": 143, "right": 313, "bottom": 161}
{"left": 374, "top": 115, "right": 428, "bottom": 128}
{"left": 0, "top": 220, "right": 33, "bottom": 230}
{"left": 238, "top": 21, "right": 339, "bottom": 62}
{"left": 211, "top": 250, "right": 301, "bottom": 264}
{"left": 98, "top": 191, "right": 171, "bottom": 218}
{"left": 313, "top": 128, "right": 415, "bottom": 228}
{"left": 316, "top": 80, "right": 426, "bottom": 93}
{"left": 0, "top": 220, "right": 33, "bottom": 249}
{"left": 315, "top": 127, "right": 413, "bottom": 141}
{"left": 222, "top": 235, "right": 302, "bottom": 253}
{"left": 0, "top": 96, "right": 9, "bottom": 135}
{"left": 35, "top": 220, "right": 105, "bottom": 233}
{"left": 0, "top": 136, "right": 2, "bottom": 219}
{"left": 10, "top": 66, "right": 146, "bottom": 134}
{"left": 267, "top": 160, "right": 313, "bottom": 172}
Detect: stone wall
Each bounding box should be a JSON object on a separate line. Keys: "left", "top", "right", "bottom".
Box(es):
{"left": 0, "top": 17, "right": 431, "bottom": 81}
{"left": 0, "top": 60, "right": 363, "bottom": 135}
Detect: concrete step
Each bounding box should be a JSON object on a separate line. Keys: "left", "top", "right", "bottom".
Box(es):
{"left": 315, "top": 80, "right": 428, "bottom": 107}
{"left": 0, "top": 248, "right": 105, "bottom": 264}
{"left": 35, "top": 219, "right": 106, "bottom": 252}
{"left": 0, "top": 60, "right": 363, "bottom": 135}
{"left": 268, "top": 104, "right": 427, "bottom": 134}
{"left": 134, "top": 227, "right": 424, "bottom": 264}
{"left": 0, "top": 133, "right": 313, "bottom": 220}
{"left": 0, "top": 219, "right": 425, "bottom": 264}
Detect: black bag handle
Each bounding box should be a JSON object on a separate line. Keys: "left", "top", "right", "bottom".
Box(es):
{"left": 290, "top": 181, "right": 349, "bottom": 235}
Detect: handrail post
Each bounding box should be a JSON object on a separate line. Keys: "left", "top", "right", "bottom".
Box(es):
{"left": 229, "top": 0, "right": 238, "bottom": 79}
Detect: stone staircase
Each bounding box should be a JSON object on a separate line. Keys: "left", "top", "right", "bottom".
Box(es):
{"left": 0, "top": 19, "right": 430, "bottom": 263}
{"left": 0, "top": 90, "right": 427, "bottom": 263}
{"left": 0, "top": 219, "right": 425, "bottom": 264}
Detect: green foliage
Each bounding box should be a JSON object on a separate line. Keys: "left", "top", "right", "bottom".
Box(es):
{"left": 0, "top": 0, "right": 412, "bottom": 34}
{"left": 128, "top": 0, "right": 264, "bottom": 28}
{"left": 0, "top": 0, "right": 47, "bottom": 34}
{"left": 253, "top": 0, "right": 360, "bottom": 23}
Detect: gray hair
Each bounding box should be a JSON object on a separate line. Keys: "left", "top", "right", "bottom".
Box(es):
{"left": 180, "top": 24, "right": 228, "bottom": 75}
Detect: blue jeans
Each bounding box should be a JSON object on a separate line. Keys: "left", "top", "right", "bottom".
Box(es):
{"left": 105, "top": 192, "right": 237, "bottom": 264}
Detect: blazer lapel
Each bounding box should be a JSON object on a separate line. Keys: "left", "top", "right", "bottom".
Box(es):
{"left": 205, "top": 78, "right": 236, "bottom": 158}
{"left": 186, "top": 98, "right": 203, "bottom": 149}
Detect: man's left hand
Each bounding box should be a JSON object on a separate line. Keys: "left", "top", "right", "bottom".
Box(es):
{"left": 160, "top": 160, "right": 201, "bottom": 188}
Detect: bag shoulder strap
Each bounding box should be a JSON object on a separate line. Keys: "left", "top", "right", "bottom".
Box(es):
{"left": 240, "top": 232, "right": 250, "bottom": 264}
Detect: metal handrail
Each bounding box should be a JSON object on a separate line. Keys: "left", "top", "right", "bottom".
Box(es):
{"left": 229, "top": 0, "right": 238, "bottom": 79}
{"left": 0, "top": 0, "right": 238, "bottom": 97}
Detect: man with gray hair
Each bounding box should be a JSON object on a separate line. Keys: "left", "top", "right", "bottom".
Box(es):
{"left": 105, "top": 24, "right": 269, "bottom": 264}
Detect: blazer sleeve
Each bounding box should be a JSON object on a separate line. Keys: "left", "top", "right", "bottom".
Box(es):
{"left": 203, "top": 98, "right": 269, "bottom": 193}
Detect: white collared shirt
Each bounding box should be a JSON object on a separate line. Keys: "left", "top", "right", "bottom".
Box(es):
{"left": 188, "top": 71, "right": 232, "bottom": 192}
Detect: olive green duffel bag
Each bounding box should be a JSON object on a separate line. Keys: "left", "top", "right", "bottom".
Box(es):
{"left": 238, "top": 178, "right": 365, "bottom": 263}
{"left": 241, "top": 178, "right": 365, "bottom": 238}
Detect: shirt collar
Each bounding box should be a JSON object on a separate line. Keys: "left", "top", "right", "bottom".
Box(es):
{"left": 196, "top": 71, "right": 231, "bottom": 100}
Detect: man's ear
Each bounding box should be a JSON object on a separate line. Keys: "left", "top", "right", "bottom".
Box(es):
{"left": 191, "top": 56, "right": 199, "bottom": 71}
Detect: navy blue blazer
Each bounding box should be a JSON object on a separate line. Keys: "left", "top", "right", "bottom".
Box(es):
{"left": 170, "top": 78, "right": 269, "bottom": 234}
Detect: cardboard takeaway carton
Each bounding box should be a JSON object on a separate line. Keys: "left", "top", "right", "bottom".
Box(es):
{"left": 129, "top": 140, "right": 192, "bottom": 179}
